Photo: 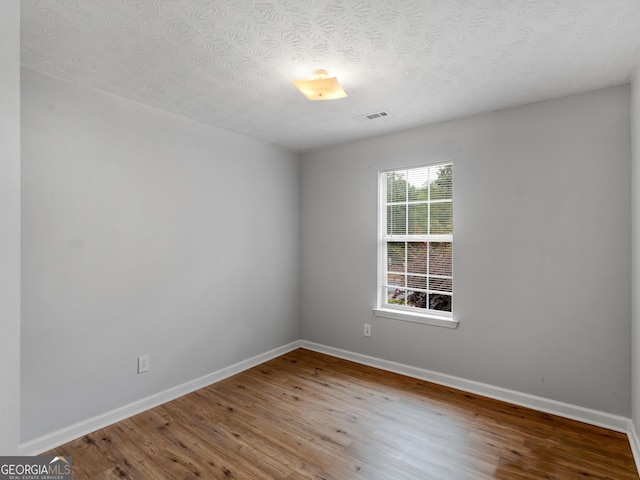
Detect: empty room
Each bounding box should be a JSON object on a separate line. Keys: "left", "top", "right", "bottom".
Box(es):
{"left": 3, "top": 0, "right": 640, "bottom": 478}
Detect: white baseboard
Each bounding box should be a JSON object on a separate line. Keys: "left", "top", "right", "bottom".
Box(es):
{"left": 20, "top": 340, "right": 302, "bottom": 455}
{"left": 21, "top": 337, "right": 639, "bottom": 477}
{"left": 628, "top": 424, "right": 640, "bottom": 475}
{"left": 300, "top": 341, "right": 634, "bottom": 434}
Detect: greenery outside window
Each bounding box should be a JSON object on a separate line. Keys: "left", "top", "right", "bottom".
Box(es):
{"left": 376, "top": 162, "right": 454, "bottom": 326}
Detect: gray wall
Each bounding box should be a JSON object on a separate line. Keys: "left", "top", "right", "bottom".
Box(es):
{"left": 16, "top": 65, "right": 636, "bottom": 444}
{"left": 21, "top": 69, "right": 300, "bottom": 442}
{"left": 632, "top": 66, "right": 640, "bottom": 432}
{"left": 0, "top": 0, "right": 21, "bottom": 455}
{"left": 301, "top": 86, "right": 632, "bottom": 416}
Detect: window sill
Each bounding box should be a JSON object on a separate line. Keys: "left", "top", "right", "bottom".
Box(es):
{"left": 373, "top": 308, "right": 459, "bottom": 329}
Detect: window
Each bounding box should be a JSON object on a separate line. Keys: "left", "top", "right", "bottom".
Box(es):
{"left": 375, "top": 162, "right": 455, "bottom": 327}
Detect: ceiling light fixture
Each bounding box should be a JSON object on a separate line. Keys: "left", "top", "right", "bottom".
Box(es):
{"left": 292, "top": 69, "right": 347, "bottom": 101}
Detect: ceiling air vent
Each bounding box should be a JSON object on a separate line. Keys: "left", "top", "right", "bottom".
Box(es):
{"left": 356, "top": 111, "right": 391, "bottom": 122}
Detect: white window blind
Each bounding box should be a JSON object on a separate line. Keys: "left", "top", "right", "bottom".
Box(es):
{"left": 379, "top": 163, "right": 453, "bottom": 317}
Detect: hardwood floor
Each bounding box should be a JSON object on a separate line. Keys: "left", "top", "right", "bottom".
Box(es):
{"left": 45, "top": 348, "right": 638, "bottom": 479}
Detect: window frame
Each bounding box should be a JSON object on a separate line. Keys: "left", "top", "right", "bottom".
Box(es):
{"left": 373, "top": 162, "right": 458, "bottom": 329}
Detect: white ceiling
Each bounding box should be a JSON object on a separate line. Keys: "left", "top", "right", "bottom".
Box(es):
{"left": 21, "top": 0, "right": 640, "bottom": 152}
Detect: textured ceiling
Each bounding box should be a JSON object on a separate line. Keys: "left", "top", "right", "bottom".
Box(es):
{"left": 21, "top": 0, "right": 640, "bottom": 152}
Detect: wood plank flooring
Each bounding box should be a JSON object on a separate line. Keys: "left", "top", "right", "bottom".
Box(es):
{"left": 45, "top": 348, "right": 639, "bottom": 479}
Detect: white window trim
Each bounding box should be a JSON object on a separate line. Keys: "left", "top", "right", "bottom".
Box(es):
{"left": 376, "top": 162, "right": 457, "bottom": 329}
{"left": 372, "top": 307, "right": 458, "bottom": 329}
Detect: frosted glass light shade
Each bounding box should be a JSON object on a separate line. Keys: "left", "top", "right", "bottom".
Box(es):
{"left": 292, "top": 69, "right": 347, "bottom": 101}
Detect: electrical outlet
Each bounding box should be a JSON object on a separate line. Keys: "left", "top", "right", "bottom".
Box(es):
{"left": 138, "top": 354, "right": 150, "bottom": 374}
{"left": 364, "top": 324, "right": 371, "bottom": 337}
